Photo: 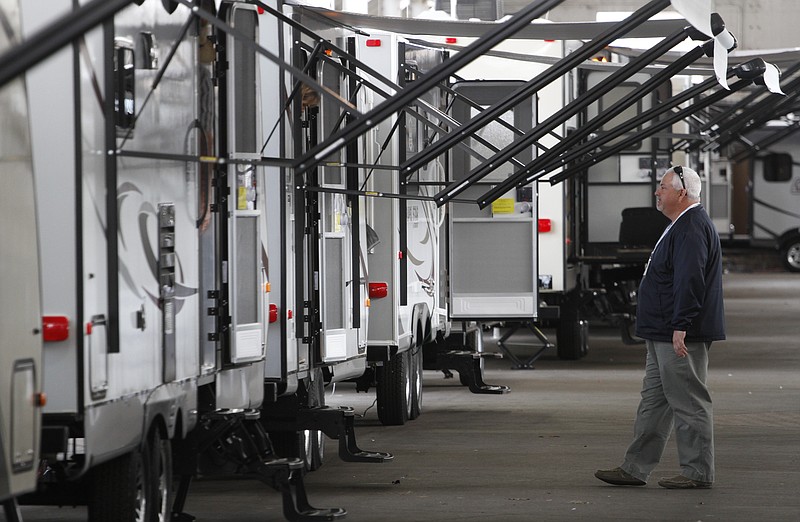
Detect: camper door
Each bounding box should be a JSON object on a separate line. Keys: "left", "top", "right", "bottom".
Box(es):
{"left": 225, "top": 4, "right": 265, "bottom": 365}
{"left": 316, "top": 55, "right": 364, "bottom": 363}
{"left": 448, "top": 81, "right": 538, "bottom": 320}
{"left": 581, "top": 70, "right": 666, "bottom": 250}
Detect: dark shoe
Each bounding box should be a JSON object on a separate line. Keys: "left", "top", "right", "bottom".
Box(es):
{"left": 595, "top": 467, "right": 646, "bottom": 486}
{"left": 657, "top": 475, "right": 712, "bottom": 489}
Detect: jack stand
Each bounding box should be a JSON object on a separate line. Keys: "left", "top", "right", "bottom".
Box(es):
{"left": 495, "top": 321, "right": 553, "bottom": 369}
{"left": 267, "top": 406, "right": 394, "bottom": 464}
{"left": 170, "top": 409, "right": 346, "bottom": 522}
{"left": 432, "top": 350, "right": 510, "bottom": 394}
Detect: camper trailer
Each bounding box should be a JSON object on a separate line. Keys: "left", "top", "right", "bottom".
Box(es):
{"left": 353, "top": 32, "right": 450, "bottom": 425}
{"left": 0, "top": 1, "right": 44, "bottom": 519}
{"left": 17, "top": 1, "right": 344, "bottom": 519}
{"left": 257, "top": 6, "right": 395, "bottom": 460}
{"left": 705, "top": 131, "right": 800, "bottom": 272}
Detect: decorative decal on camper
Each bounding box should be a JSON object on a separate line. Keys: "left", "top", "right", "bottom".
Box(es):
{"left": 115, "top": 183, "right": 197, "bottom": 314}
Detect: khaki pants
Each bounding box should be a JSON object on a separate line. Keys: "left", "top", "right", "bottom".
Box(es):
{"left": 621, "top": 339, "right": 715, "bottom": 483}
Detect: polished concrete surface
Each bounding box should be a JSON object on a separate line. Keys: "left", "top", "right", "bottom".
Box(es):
{"left": 12, "top": 268, "right": 800, "bottom": 521}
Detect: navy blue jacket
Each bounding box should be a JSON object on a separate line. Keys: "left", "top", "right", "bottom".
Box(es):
{"left": 635, "top": 205, "right": 726, "bottom": 342}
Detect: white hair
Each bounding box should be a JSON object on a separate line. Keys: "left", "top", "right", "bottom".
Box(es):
{"left": 668, "top": 166, "right": 701, "bottom": 201}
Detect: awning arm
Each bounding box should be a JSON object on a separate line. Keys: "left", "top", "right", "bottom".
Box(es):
{"left": 294, "top": 40, "right": 501, "bottom": 170}
{"left": 400, "top": 0, "right": 673, "bottom": 181}
{"left": 709, "top": 87, "right": 800, "bottom": 151}
{"left": 675, "top": 61, "right": 800, "bottom": 148}
{"left": 290, "top": 0, "right": 568, "bottom": 176}
{"left": 700, "top": 74, "right": 800, "bottom": 145}
{"left": 729, "top": 120, "right": 800, "bottom": 162}
{"left": 479, "top": 44, "right": 707, "bottom": 203}
{"left": 177, "top": 0, "right": 357, "bottom": 115}
{"left": 493, "top": 58, "right": 775, "bottom": 192}
{"left": 547, "top": 79, "right": 754, "bottom": 185}
{"left": 437, "top": 25, "right": 694, "bottom": 207}
{"left": 262, "top": 40, "right": 327, "bottom": 151}
{"left": 0, "top": 0, "right": 134, "bottom": 88}
{"left": 402, "top": 62, "right": 529, "bottom": 141}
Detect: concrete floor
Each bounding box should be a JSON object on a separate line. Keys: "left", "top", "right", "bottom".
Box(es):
{"left": 12, "top": 269, "right": 800, "bottom": 521}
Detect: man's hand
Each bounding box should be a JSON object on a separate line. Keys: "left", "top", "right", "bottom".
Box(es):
{"left": 672, "top": 330, "right": 688, "bottom": 358}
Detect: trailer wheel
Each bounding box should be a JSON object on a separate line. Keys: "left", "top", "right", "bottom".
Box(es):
{"left": 376, "top": 349, "right": 411, "bottom": 425}
{"left": 88, "top": 448, "right": 148, "bottom": 522}
{"left": 149, "top": 428, "right": 172, "bottom": 522}
{"left": 780, "top": 236, "right": 800, "bottom": 272}
{"left": 310, "top": 429, "right": 325, "bottom": 471}
{"left": 556, "top": 302, "right": 587, "bottom": 360}
{"left": 409, "top": 346, "right": 423, "bottom": 420}
{"left": 270, "top": 430, "right": 313, "bottom": 471}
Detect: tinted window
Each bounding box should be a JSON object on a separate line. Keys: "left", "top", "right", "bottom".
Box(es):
{"left": 763, "top": 153, "right": 792, "bottom": 182}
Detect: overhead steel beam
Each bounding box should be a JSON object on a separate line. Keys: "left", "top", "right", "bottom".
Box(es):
{"left": 293, "top": 6, "right": 688, "bottom": 40}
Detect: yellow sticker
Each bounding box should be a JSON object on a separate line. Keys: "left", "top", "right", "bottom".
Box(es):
{"left": 491, "top": 198, "right": 515, "bottom": 215}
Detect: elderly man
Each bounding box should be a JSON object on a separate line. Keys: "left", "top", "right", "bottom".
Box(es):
{"left": 596, "top": 165, "right": 726, "bottom": 489}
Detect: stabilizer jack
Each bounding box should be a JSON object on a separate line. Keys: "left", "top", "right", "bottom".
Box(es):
{"left": 171, "top": 409, "right": 346, "bottom": 522}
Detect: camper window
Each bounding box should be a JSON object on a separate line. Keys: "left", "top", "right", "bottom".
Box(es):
{"left": 114, "top": 43, "right": 135, "bottom": 135}
{"left": 763, "top": 153, "right": 792, "bottom": 182}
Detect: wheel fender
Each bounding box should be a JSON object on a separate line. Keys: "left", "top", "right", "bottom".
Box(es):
{"left": 410, "top": 303, "right": 430, "bottom": 349}
{"left": 777, "top": 228, "right": 800, "bottom": 249}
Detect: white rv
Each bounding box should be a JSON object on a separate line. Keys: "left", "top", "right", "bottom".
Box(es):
{"left": 0, "top": 1, "right": 44, "bottom": 519}
{"left": 17, "top": 1, "right": 345, "bottom": 520}
{"left": 705, "top": 130, "right": 800, "bottom": 272}
{"left": 258, "top": 5, "right": 394, "bottom": 460}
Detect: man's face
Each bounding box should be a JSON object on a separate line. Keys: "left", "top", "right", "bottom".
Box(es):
{"left": 655, "top": 171, "right": 683, "bottom": 215}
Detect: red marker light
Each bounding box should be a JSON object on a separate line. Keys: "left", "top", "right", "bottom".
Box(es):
{"left": 366, "top": 39, "right": 382, "bottom": 47}
{"left": 445, "top": 37, "right": 457, "bottom": 44}
{"left": 369, "top": 282, "right": 389, "bottom": 300}
{"left": 538, "top": 218, "right": 552, "bottom": 233}
{"left": 269, "top": 304, "right": 278, "bottom": 324}
{"left": 43, "top": 316, "right": 70, "bottom": 342}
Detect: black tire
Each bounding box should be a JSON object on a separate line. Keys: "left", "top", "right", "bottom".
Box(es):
{"left": 409, "top": 346, "right": 423, "bottom": 420}
{"left": 557, "top": 302, "right": 587, "bottom": 360}
{"left": 309, "top": 429, "right": 325, "bottom": 471}
{"left": 270, "top": 430, "right": 313, "bottom": 471}
{"left": 376, "top": 349, "right": 411, "bottom": 426}
{"left": 148, "top": 428, "right": 172, "bottom": 522}
{"left": 88, "top": 448, "right": 147, "bottom": 522}
{"left": 780, "top": 237, "right": 800, "bottom": 272}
